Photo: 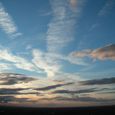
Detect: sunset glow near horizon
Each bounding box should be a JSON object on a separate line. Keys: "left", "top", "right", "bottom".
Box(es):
{"left": 0, "top": 0, "right": 115, "bottom": 107}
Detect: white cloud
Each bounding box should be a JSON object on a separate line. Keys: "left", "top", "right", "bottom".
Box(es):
{"left": 0, "top": 2, "right": 21, "bottom": 38}
{"left": 47, "top": 0, "right": 84, "bottom": 53}
{"left": 32, "top": 49, "right": 87, "bottom": 77}
{"left": 0, "top": 48, "right": 41, "bottom": 72}
{"left": 0, "top": 63, "right": 11, "bottom": 72}
{"left": 32, "top": 49, "right": 61, "bottom": 78}
{"left": 42, "top": 0, "right": 86, "bottom": 77}
{"left": 45, "top": 52, "right": 87, "bottom": 65}
{"left": 0, "top": 47, "right": 86, "bottom": 77}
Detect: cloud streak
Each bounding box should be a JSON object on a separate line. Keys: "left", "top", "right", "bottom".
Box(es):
{"left": 32, "top": 49, "right": 61, "bottom": 77}
{"left": 53, "top": 88, "right": 98, "bottom": 94}
{"left": 32, "top": 49, "right": 86, "bottom": 77}
{"left": 0, "top": 73, "right": 36, "bottom": 85}
{"left": 47, "top": 0, "right": 84, "bottom": 53}
{"left": 31, "top": 0, "right": 86, "bottom": 77}
{"left": 0, "top": 48, "right": 41, "bottom": 73}
{"left": 55, "top": 96, "right": 115, "bottom": 103}
{"left": 80, "top": 77, "right": 115, "bottom": 85}
{"left": 35, "top": 82, "right": 74, "bottom": 91}
{"left": 71, "top": 44, "right": 115, "bottom": 60}
{"left": 0, "top": 96, "right": 34, "bottom": 103}
{"left": 0, "top": 2, "right": 22, "bottom": 38}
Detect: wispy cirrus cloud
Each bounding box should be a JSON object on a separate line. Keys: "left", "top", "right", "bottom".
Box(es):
{"left": 32, "top": 49, "right": 61, "bottom": 77}
{"left": 0, "top": 47, "right": 86, "bottom": 78}
{"left": 32, "top": 49, "right": 87, "bottom": 77}
{"left": 41, "top": 0, "right": 86, "bottom": 77}
{"left": 98, "top": 0, "right": 115, "bottom": 16}
{"left": 47, "top": 0, "right": 85, "bottom": 53}
{"left": 0, "top": 2, "right": 22, "bottom": 38}
{"left": 0, "top": 63, "right": 12, "bottom": 72}
{"left": 71, "top": 44, "right": 115, "bottom": 60}
{"left": 0, "top": 48, "right": 41, "bottom": 73}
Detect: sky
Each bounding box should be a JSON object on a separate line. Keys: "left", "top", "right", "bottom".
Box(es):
{"left": 0, "top": 0, "right": 115, "bottom": 107}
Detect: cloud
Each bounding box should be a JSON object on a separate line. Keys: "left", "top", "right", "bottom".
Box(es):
{"left": 98, "top": 0, "right": 115, "bottom": 16}
{"left": 32, "top": 49, "right": 86, "bottom": 77}
{"left": 35, "top": 82, "right": 74, "bottom": 91}
{"left": 0, "top": 73, "right": 36, "bottom": 85}
{"left": 55, "top": 96, "right": 115, "bottom": 103}
{"left": 53, "top": 88, "right": 98, "bottom": 94}
{"left": 0, "top": 88, "right": 29, "bottom": 95}
{"left": 38, "top": 10, "right": 52, "bottom": 17}
{"left": 0, "top": 2, "right": 22, "bottom": 38}
{"left": 31, "top": 0, "right": 86, "bottom": 77}
{"left": 32, "top": 49, "right": 61, "bottom": 77}
{"left": 0, "top": 96, "right": 34, "bottom": 103}
{"left": 0, "top": 48, "right": 41, "bottom": 72}
{"left": 0, "top": 63, "right": 12, "bottom": 72}
{"left": 47, "top": 0, "right": 84, "bottom": 53}
{"left": 80, "top": 77, "right": 115, "bottom": 85}
{"left": 39, "top": 95, "right": 115, "bottom": 104}
{"left": 71, "top": 44, "right": 115, "bottom": 60}
{"left": 89, "top": 23, "right": 99, "bottom": 31}
{"left": 0, "top": 88, "right": 40, "bottom": 95}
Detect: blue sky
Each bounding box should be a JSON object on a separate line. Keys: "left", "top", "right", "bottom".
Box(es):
{"left": 0, "top": 0, "right": 115, "bottom": 107}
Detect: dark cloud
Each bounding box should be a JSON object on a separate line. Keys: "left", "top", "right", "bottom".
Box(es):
{"left": 0, "top": 88, "right": 39, "bottom": 95}
{"left": 38, "top": 96, "right": 115, "bottom": 104}
{"left": 80, "top": 77, "right": 115, "bottom": 85}
{"left": 0, "top": 73, "right": 36, "bottom": 85}
{"left": 0, "top": 96, "right": 34, "bottom": 103}
{"left": 55, "top": 96, "right": 115, "bottom": 103}
{"left": 53, "top": 88, "right": 98, "bottom": 94}
{"left": 35, "top": 82, "right": 74, "bottom": 91}
{"left": 71, "top": 44, "right": 115, "bottom": 60}
{"left": 53, "top": 87, "right": 115, "bottom": 95}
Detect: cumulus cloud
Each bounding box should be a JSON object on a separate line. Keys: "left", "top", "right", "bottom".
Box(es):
{"left": 80, "top": 77, "right": 115, "bottom": 85}
{"left": 0, "top": 2, "right": 22, "bottom": 38}
{"left": 71, "top": 44, "right": 115, "bottom": 60}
